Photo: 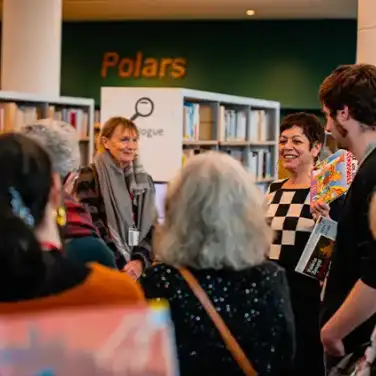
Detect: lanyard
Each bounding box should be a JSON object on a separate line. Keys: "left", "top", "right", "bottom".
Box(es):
{"left": 130, "top": 193, "right": 136, "bottom": 225}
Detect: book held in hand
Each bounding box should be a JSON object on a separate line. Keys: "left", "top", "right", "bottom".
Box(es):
{"left": 310, "top": 149, "right": 357, "bottom": 205}
{"left": 295, "top": 216, "right": 337, "bottom": 281}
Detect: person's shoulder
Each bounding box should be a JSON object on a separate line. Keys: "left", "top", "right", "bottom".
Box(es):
{"left": 268, "top": 179, "right": 288, "bottom": 193}
{"left": 253, "top": 261, "right": 286, "bottom": 278}
{"left": 65, "top": 237, "right": 117, "bottom": 269}
{"left": 357, "top": 149, "right": 376, "bottom": 179}
{"left": 85, "top": 263, "right": 145, "bottom": 303}
{"left": 245, "top": 261, "right": 288, "bottom": 291}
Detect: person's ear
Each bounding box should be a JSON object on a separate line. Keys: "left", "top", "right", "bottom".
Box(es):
{"left": 311, "top": 142, "right": 322, "bottom": 159}
{"left": 101, "top": 136, "right": 110, "bottom": 150}
{"left": 337, "top": 106, "right": 350, "bottom": 123}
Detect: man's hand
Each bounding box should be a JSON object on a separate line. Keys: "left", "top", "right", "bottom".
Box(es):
{"left": 311, "top": 200, "right": 331, "bottom": 221}
{"left": 321, "top": 325, "right": 345, "bottom": 357}
{"left": 123, "top": 260, "right": 143, "bottom": 279}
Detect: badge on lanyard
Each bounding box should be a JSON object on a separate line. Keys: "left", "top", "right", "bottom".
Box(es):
{"left": 128, "top": 226, "right": 140, "bottom": 246}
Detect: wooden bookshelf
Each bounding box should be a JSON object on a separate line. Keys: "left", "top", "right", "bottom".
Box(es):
{"left": 0, "top": 91, "right": 95, "bottom": 165}
{"left": 101, "top": 87, "right": 280, "bottom": 193}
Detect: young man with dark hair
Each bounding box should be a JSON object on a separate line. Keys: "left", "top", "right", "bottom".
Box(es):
{"left": 312, "top": 64, "right": 376, "bottom": 370}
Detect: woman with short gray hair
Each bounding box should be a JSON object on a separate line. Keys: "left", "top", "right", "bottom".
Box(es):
{"left": 140, "top": 151, "right": 295, "bottom": 376}
{"left": 20, "top": 119, "right": 117, "bottom": 268}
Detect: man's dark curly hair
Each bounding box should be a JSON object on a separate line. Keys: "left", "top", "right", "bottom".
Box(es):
{"left": 319, "top": 64, "right": 376, "bottom": 128}
{"left": 280, "top": 112, "right": 325, "bottom": 149}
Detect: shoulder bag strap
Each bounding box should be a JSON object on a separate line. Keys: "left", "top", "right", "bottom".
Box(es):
{"left": 179, "top": 267, "right": 257, "bottom": 376}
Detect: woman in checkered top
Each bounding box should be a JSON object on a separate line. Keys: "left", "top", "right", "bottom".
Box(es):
{"left": 266, "top": 113, "right": 343, "bottom": 376}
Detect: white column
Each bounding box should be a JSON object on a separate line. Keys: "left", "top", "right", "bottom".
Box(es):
{"left": 1, "top": 0, "right": 62, "bottom": 97}
{"left": 357, "top": 0, "right": 376, "bottom": 64}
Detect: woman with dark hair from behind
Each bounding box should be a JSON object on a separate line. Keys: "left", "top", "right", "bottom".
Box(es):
{"left": 0, "top": 133, "right": 144, "bottom": 312}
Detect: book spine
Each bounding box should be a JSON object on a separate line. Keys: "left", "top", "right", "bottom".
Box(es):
{"left": 346, "top": 151, "right": 352, "bottom": 187}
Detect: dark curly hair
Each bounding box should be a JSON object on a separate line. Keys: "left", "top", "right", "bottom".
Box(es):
{"left": 319, "top": 64, "right": 376, "bottom": 128}
{"left": 280, "top": 112, "right": 325, "bottom": 148}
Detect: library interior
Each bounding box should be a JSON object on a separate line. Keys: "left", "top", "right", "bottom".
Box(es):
{"left": 1, "top": 0, "right": 376, "bottom": 375}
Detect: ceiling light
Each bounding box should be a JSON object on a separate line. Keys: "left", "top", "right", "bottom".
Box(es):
{"left": 246, "top": 9, "right": 255, "bottom": 16}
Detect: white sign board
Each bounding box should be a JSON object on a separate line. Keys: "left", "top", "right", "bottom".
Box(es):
{"left": 101, "top": 87, "right": 183, "bottom": 182}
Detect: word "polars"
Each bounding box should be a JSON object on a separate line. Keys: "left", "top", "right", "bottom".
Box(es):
{"left": 101, "top": 51, "right": 187, "bottom": 79}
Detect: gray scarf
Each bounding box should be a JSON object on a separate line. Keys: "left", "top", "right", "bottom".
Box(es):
{"left": 94, "top": 151, "right": 154, "bottom": 261}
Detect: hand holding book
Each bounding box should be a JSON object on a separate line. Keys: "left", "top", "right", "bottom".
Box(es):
{"left": 311, "top": 200, "right": 331, "bottom": 221}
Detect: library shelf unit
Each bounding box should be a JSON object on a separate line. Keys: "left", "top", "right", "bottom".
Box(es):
{"left": 0, "top": 90, "right": 95, "bottom": 166}
{"left": 101, "top": 87, "right": 280, "bottom": 191}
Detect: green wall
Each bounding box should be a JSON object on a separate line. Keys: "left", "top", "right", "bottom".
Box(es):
{"left": 61, "top": 20, "right": 357, "bottom": 109}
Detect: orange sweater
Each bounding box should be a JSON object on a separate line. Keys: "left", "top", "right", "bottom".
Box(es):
{"left": 0, "top": 263, "right": 145, "bottom": 314}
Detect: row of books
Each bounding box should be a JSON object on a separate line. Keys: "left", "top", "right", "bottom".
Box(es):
{"left": 0, "top": 102, "right": 90, "bottom": 139}
{"left": 183, "top": 102, "right": 272, "bottom": 143}
{"left": 218, "top": 108, "right": 271, "bottom": 142}
{"left": 182, "top": 148, "right": 273, "bottom": 181}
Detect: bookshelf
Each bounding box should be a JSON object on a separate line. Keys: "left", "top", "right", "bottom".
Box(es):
{"left": 0, "top": 91, "right": 95, "bottom": 166}
{"left": 101, "top": 87, "right": 280, "bottom": 192}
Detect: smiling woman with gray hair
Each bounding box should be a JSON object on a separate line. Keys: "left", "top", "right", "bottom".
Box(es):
{"left": 140, "top": 151, "right": 295, "bottom": 376}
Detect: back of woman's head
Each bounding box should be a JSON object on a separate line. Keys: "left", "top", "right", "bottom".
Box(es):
{"left": 20, "top": 119, "right": 80, "bottom": 181}
{"left": 0, "top": 133, "right": 52, "bottom": 298}
{"left": 155, "top": 151, "right": 273, "bottom": 270}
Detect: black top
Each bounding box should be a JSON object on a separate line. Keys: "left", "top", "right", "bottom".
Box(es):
{"left": 0, "top": 250, "right": 89, "bottom": 302}
{"left": 139, "top": 262, "right": 295, "bottom": 376}
{"left": 321, "top": 148, "right": 376, "bottom": 353}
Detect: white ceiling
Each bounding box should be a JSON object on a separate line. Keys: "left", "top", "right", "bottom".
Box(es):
{"left": 0, "top": 0, "right": 358, "bottom": 21}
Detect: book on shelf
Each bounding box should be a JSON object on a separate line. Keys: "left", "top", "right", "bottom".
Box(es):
{"left": 183, "top": 102, "right": 200, "bottom": 141}
{"left": 295, "top": 215, "right": 337, "bottom": 281}
{"left": 310, "top": 149, "right": 358, "bottom": 205}
{"left": 0, "top": 301, "right": 178, "bottom": 375}
{"left": 0, "top": 102, "right": 89, "bottom": 139}
{"left": 182, "top": 102, "right": 271, "bottom": 143}
{"left": 247, "top": 148, "right": 272, "bottom": 180}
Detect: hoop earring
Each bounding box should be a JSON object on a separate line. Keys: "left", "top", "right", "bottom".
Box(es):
{"left": 56, "top": 207, "right": 67, "bottom": 227}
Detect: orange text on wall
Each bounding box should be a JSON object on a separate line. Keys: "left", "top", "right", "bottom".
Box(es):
{"left": 101, "top": 51, "right": 187, "bottom": 79}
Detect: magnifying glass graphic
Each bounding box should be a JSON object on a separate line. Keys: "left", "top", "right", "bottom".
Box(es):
{"left": 130, "top": 97, "right": 154, "bottom": 121}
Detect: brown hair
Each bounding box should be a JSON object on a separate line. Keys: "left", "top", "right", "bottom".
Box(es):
{"left": 319, "top": 64, "right": 376, "bottom": 128}
{"left": 97, "top": 116, "right": 139, "bottom": 154}
{"left": 280, "top": 112, "right": 325, "bottom": 148}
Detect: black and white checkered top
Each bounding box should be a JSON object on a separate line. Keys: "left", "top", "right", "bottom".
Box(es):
{"left": 266, "top": 179, "right": 315, "bottom": 270}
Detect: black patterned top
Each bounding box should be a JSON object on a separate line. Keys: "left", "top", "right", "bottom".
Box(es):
{"left": 266, "top": 179, "right": 315, "bottom": 272}
{"left": 139, "top": 262, "right": 295, "bottom": 376}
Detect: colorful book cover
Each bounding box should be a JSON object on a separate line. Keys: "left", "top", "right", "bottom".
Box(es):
{"left": 310, "top": 149, "right": 358, "bottom": 205}
{"left": 295, "top": 216, "right": 337, "bottom": 281}
{"left": 0, "top": 301, "right": 179, "bottom": 376}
